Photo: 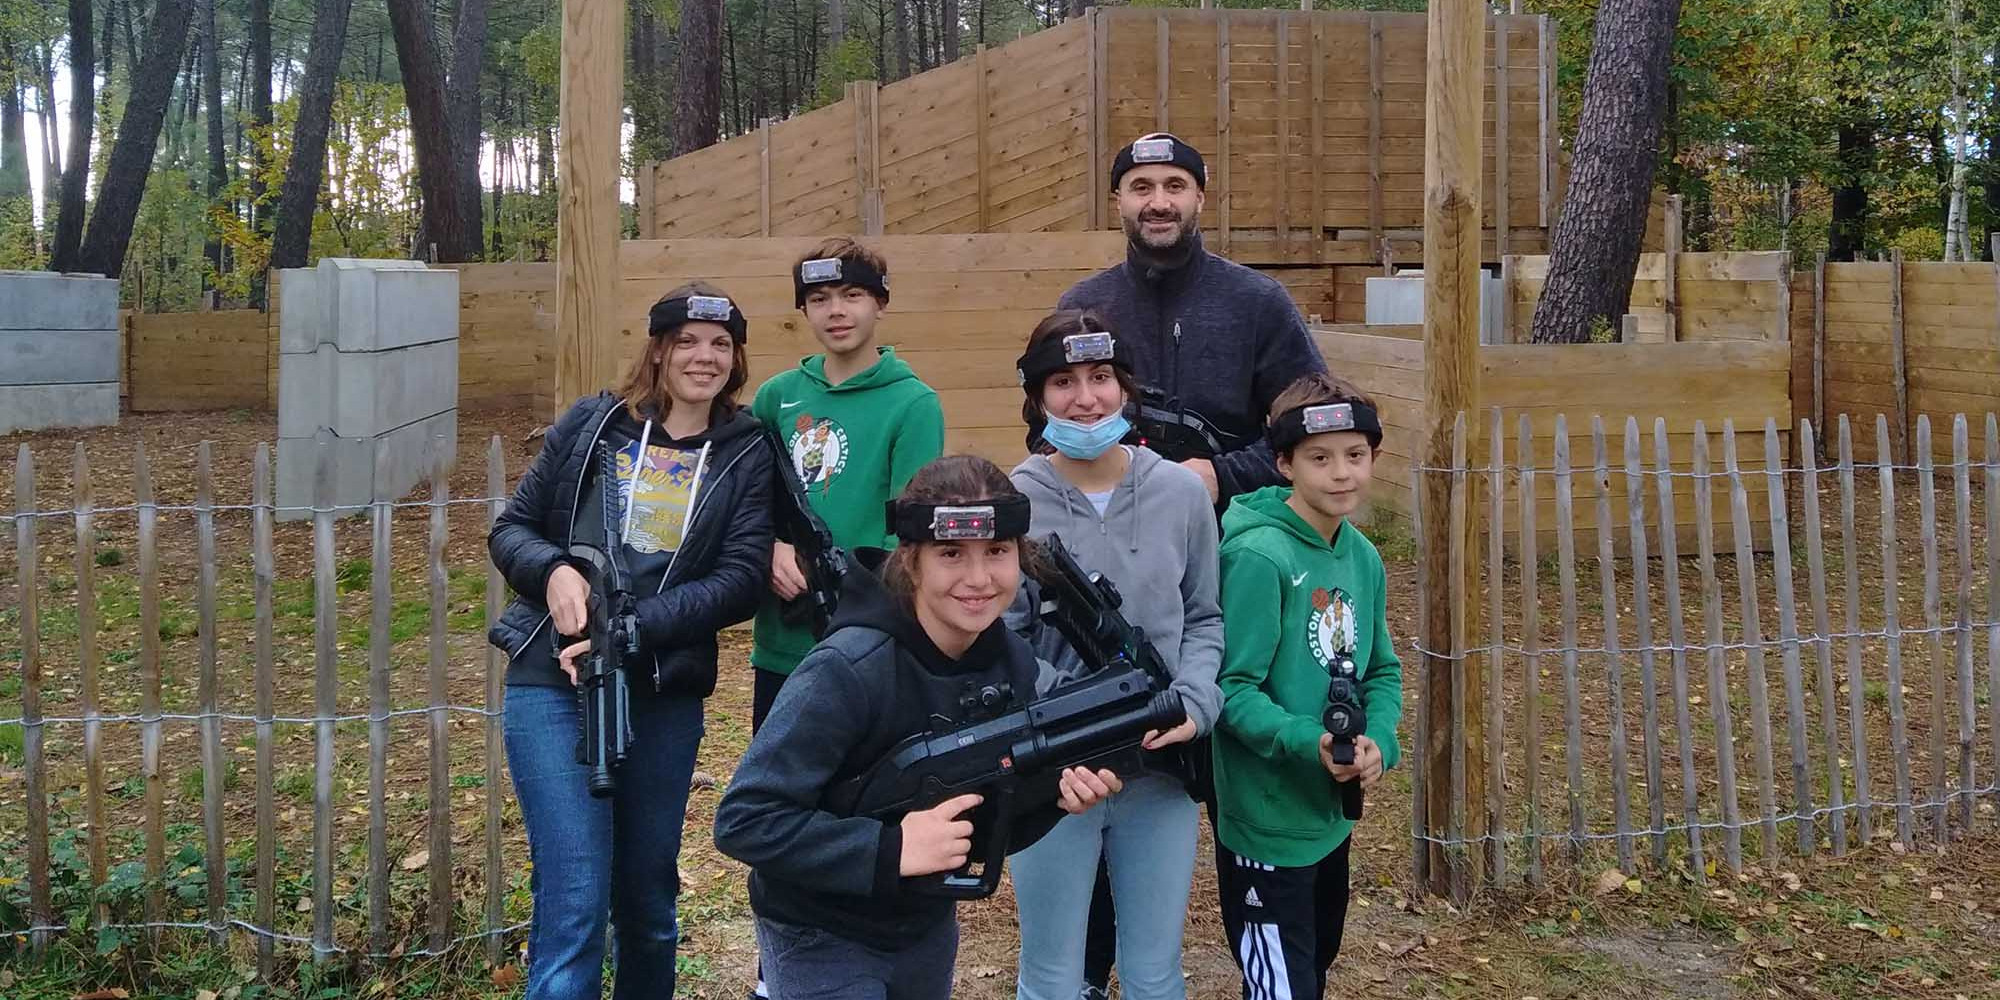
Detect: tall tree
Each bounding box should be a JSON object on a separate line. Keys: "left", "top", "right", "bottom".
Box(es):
{"left": 267, "top": 0, "right": 355, "bottom": 271}
{"left": 672, "top": 0, "right": 723, "bottom": 155}
{"left": 0, "top": 49, "right": 25, "bottom": 201}
{"left": 50, "top": 0, "right": 94, "bottom": 272}
{"left": 201, "top": 0, "right": 226, "bottom": 290}
{"left": 446, "top": 0, "right": 489, "bottom": 256}
{"left": 76, "top": 0, "right": 195, "bottom": 278}
{"left": 891, "top": 0, "right": 910, "bottom": 80}
{"left": 246, "top": 0, "right": 271, "bottom": 304}
{"left": 35, "top": 43, "right": 60, "bottom": 203}
{"left": 1529, "top": 0, "right": 1682, "bottom": 343}
{"left": 1826, "top": 0, "right": 1872, "bottom": 261}
{"left": 629, "top": 0, "right": 668, "bottom": 163}
{"left": 941, "top": 0, "right": 957, "bottom": 61}
{"left": 1986, "top": 37, "right": 1999, "bottom": 261}
{"left": 386, "top": 0, "right": 485, "bottom": 262}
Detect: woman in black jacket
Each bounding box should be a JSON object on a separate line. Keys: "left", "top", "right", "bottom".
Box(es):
{"left": 489, "top": 282, "right": 776, "bottom": 1000}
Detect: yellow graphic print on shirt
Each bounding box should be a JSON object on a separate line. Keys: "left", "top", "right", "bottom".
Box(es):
{"left": 615, "top": 440, "right": 703, "bottom": 554}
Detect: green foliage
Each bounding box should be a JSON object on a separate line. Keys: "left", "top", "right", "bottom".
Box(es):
{"left": 812, "top": 38, "right": 878, "bottom": 110}
{"left": 0, "top": 196, "right": 43, "bottom": 270}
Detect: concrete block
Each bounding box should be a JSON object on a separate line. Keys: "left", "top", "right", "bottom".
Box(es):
{"left": 275, "top": 267, "right": 320, "bottom": 356}
{"left": 1365, "top": 271, "right": 1506, "bottom": 344}
{"left": 0, "top": 382, "right": 120, "bottom": 434}
{"left": 0, "top": 330, "right": 122, "bottom": 385}
{"left": 0, "top": 270, "right": 119, "bottom": 331}
{"left": 278, "top": 339, "right": 459, "bottom": 439}
{"left": 277, "top": 258, "right": 447, "bottom": 354}
{"left": 275, "top": 410, "right": 458, "bottom": 521}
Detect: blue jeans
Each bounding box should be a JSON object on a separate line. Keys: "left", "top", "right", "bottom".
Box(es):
{"left": 1010, "top": 774, "right": 1201, "bottom": 1000}
{"left": 756, "top": 916, "right": 958, "bottom": 1000}
{"left": 504, "top": 683, "right": 706, "bottom": 1000}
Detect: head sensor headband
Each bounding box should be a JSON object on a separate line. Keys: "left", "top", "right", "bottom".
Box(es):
{"left": 1015, "top": 324, "right": 1132, "bottom": 389}
{"left": 794, "top": 254, "right": 891, "bottom": 309}
{"left": 649, "top": 292, "right": 748, "bottom": 344}
{"left": 1110, "top": 132, "right": 1208, "bottom": 192}
{"left": 1266, "top": 401, "right": 1383, "bottom": 453}
{"left": 886, "top": 495, "right": 1033, "bottom": 543}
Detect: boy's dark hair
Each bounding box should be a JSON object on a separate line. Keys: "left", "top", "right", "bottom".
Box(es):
{"left": 882, "top": 455, "right": 1044, "bottom": 609}
{"left": 795, "top": 237, "right": 891, "bottom": 306}
{"left": 1018, "top": 308, "right": 1141, "bottom": 435}
{"left": 1266, "top": 373, "right": 1381, "bottom": 457}
{"left": 617, "top": 279, "right": 749, "bottom": 423}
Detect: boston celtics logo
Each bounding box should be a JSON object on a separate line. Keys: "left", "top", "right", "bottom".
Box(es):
{"left": 790, "top": 413, "right": 850, "bottom": 488}
{"left": 1307, "top": 587, "right": 1358, "bottom": 669}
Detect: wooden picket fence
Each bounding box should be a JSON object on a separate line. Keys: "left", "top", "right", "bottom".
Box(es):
{"left": 1409, "top": 410, "right": 2000, "bottom": 896}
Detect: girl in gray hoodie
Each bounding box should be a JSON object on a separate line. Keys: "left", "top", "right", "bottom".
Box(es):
{"left": 1005, "top": 310, "right": 1225, "bottom": 1000}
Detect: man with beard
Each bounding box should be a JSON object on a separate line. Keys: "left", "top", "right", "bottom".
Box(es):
{"left": 1056, "top": 133, "right": 1327, "bottom": 1000}
{"left": 1057, "top": 132, "right": 1327, "bottom": 508}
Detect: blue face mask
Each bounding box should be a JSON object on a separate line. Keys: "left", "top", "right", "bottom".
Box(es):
{"left": 1042, "top": 412, "right": 1131, "bottom": 460}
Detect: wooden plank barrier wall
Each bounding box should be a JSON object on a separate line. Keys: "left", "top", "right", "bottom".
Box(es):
{"left": 1316, "top": 327, "right": 1793, "bottom": 551}
{"left": 1503, "top": 251, "right": 1792, "bottom": 345}
{"left": 641, "top": 9, "right": 1554, "bottom": 265}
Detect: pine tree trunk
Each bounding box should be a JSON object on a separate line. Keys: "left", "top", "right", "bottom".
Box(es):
{"left": 50, "top": 0, "right": 94, "bottom": 272}
{"left": 247, "top": 0, "right": 271, "bottom": 304}
{"left": 1528, "top": 0, "right": 1682, "bottom": 344}
{"left": 37, "top": 44, "right": 62, "bottom": 198}
{"left": 0, "top": 56, "right": 26, "bottom": 201}
{"left": 202, "top": 0, "right": 227, "bottom": 292}
{"left": 76, "top": 0, "right": 196, "bottom": 278}
{"left": 267, "top": 0, "right": 354, "bottom": 271}
{"left": 447, "top": 0, "right": 488, "bottom": 256}
{"left": 941, "top": 0, "right": 957, "bottom": 61}
{"left": 386, "top": 0, "right": 479, "bottom": 261}
{"left": 892, "top": 0, "right": 911, "bottom": 80}
{"left": 671, "top": 0, "right": 723, "bottom": 156}
{"left": 1826, "top": 0, "right": 1870, "bottom": 261}
{"left": 629, "top": 0, "right": 667, "bottom": 162}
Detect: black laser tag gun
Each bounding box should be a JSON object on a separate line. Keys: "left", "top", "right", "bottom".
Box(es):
{"left": 1323, "top": 652, "right": 1366, "bottom": 822}
{"left": 562, "top": 444, "right": 638, "bottom": 798}
{"left": 1031, "top": 533, "right": 1211, "bottom": 800}
{"left": 823, "top": 587, "right": 1185, "bottom": 898}
{"left": 1131, "top": 384, "right": 1227, "bottom": 463}
{"left": 769, "top": 428, "right": 851, "bottom": 638}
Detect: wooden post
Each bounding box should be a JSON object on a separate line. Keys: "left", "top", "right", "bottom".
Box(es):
{"left": 1890, "top": 248, "right": 1909, "bottom": 462}
{"left": 758, "top": 118, "right": 773, "bottom": 237}
{"left": 553, "top": 0, "right": 623, "bottom": 408}
{"left": 1813, "top": 253, "right": 1827, "bottom": 451}
{"left": 1155, "top": 14, "right": 1170, "bottom": 132}
{"left": 636, "top": 162, "right": 657, "bottom": 238}
{"left": 1418, "top": 0, "right": 1486, "bottom": 897}
{"left": 975, "top": 45, "right": 991, "bottom": 231}
{"left": 1537, "top": 15, "right": 1554, "bottom": 228}
{"left": 1309, "top": 16, "right": 1326, "bottom": 262}
{"left": 16, "top": 448, "right": 50, "bottom": 956}
{"left": 1495, "top": 19, "right": 1510, "bottom": 261}
{"left": 1276, "top": 14, "right": 1291, "bottom": 256}
{"left": 852, "top": 81, "right": 883, "bottom": 235}
{"left": 1367, "top": 14, "right": 1384, "bottom": 247}
{"left": 1216, "top": 16, "right": 1231, "bottom": 254}
{"left": 1089, "top": 10, "right": 1108, "bottom": 231}
{"left": 1663, "top": 194, "right": 1683, "bottom": 342}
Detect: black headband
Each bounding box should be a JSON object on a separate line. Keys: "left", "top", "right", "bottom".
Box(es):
{"left": 1110, "top": 133, "right": 1207, "bottom": 192}
{"left": 886, "top": 495, "right": 1033, "bottom": 544}
{"left": 795, "top": 254, "right": 890, "bottom": 309}
{"left": 649, "top": 293, "right": 748, "bottom": 344}
{"left": 1266, "top": 401, "right": 1383, "bottom": 454}
{"left": 1015, "top": 322, "right": 1133, "bottom": 392}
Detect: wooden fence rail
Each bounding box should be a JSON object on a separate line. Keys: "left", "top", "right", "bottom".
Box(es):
{"left": 1413, "top": 411, "right": 2000, "bottom": 896}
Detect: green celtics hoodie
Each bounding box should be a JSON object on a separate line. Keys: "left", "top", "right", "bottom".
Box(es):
{"left": 1211, "top": 486, "right": 1404, "bottom": 867}
{"left": 749, "top": 346, "right": 945, "bottom": 674}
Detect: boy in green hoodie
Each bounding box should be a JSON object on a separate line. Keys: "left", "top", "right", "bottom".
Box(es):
{"left": 750, "top": 237, "right": 945, "bottom": 721}
{"left": 1211, "top": 372, "right": 1403, "bottom": 1000}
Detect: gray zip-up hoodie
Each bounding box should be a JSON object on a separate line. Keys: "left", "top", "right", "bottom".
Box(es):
{"left": 1007, "top": 446, "right": 1225, "bottom": 733}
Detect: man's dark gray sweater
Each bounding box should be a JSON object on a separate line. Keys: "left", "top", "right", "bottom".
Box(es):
{"left": 1057, "top": 232, "right": 1327, "bottom": 499}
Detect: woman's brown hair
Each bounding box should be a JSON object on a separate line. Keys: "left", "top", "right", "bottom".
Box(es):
{"left": 1018, "top": 308, "right": 1141, "bottom": 437}
{"left": 882, "top": 455, "right": 1044, "bottom": 610}
{"left": 615, "top": 280, "right": 750, "bottom": 423}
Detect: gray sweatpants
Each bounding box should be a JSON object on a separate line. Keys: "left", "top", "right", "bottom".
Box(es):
{"left": 755, "top": 915, "right": 958, "bottom": 1000}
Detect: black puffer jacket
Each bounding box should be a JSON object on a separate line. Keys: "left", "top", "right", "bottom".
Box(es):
{"left": 488, "top": 392, "right": 776, "bottom": 697}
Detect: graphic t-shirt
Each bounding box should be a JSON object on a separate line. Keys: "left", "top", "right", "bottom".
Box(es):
{"left": 614, "top": 437, "right": 705, "bottom": 555}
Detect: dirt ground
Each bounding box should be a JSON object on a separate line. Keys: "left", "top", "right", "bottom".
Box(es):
{"left": 3, "top": 406, "right": 1998, "bottom": 999}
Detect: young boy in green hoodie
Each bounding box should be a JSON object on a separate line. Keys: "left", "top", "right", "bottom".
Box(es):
{"left": 1211, "top": 372, "right": 1404, "bottom": 1000}
{"left": 750, "top": 237, "right": 945, "bottom": 722}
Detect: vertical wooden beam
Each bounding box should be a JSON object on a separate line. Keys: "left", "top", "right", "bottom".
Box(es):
{"left": 1774, "top": 250, "right": 1792, "bottom": 345}
{"left": 1276, "top": 14, "right": 1291, "bottom": 257}
{"left": 553, "top": 0, "right": 624, "bottom": 408}
{"left": 1367, "top": 14, "right": 1384, "bottom": 248}
{"left": 1495, "top": 18, "right": 1510, "bottom": 260}
{"left": 1420, "top": 0, "right": 1486, "bottom": 898}
{"left": 853, "top": 80, "right": 883, "bottom": 235}
{"left": 1155, "top": 13, "right": 1170, "bottom": 132}
{"left": 1537, "top": 14, "right": 1554, "bottom": 228}
{"left": 1890, "top": 247, "right": 1910, "bottom": 462}
{"left": 1090, "top": 9, "right": 1108, "bottom": 231}
{"left": 636, "top": 163, "right": 657, "bottom": 238}
{"left": 975, "top": 45, "right": 991, "bottom": 231}
{"left": 1813, "top": 252, "right": 1827, "bottom": 448}
{"left": 1309, "top": 15, "right": 1326, "bottom": 263}
{"left": 1664, "top": 194, "right": 1683, "bottom": 341}
{"left": 1216, "top": 15, "right": 1231, "bottom": 254}
{"left": 758, "top": 118, "right": 772, "bottom": 237}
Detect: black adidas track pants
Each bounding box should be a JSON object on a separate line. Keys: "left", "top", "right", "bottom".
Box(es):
{"left": 1214, "top": 838, "right": 1352, "bottom": 1000}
